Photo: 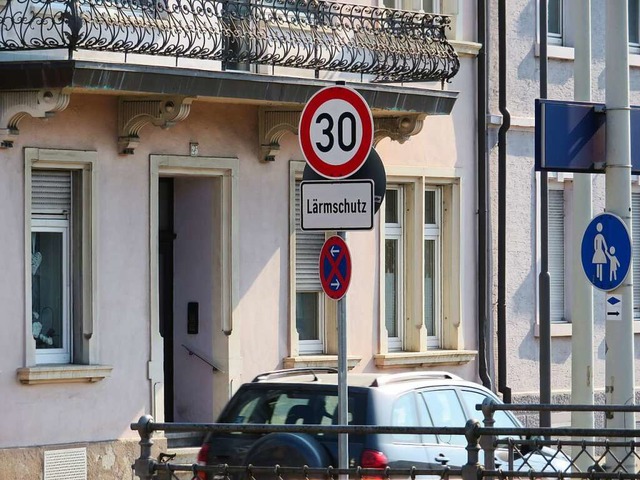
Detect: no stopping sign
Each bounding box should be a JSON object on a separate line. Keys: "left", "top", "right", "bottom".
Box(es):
{"left": 299, "top": 86, "right": 374, "bottom": 179}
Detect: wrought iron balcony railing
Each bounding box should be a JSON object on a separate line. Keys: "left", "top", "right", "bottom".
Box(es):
{"left": 0, "top": 0, "right": 460, "bottom": 83}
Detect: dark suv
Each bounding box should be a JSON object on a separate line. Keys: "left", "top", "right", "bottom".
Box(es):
{"left": 196, "top": 368, "right": 569, "bottom": 478}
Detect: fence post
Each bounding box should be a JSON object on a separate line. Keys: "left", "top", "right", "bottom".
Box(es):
{"left": 480, "top": 398, "right": 496, "bottom": 477}
{"left": 462, "top": 419, "right": 482, "bottom": 480}
{"left": 132, "top": 415, "right": 157, "bottom": 480}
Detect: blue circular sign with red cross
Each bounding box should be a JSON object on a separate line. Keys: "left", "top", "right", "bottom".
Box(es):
{"left": 319, "top": 236, "right": 351, "bottom": 300}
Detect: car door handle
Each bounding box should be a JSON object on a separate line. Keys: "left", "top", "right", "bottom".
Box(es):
{"left": 434, "top": 454, "right": 450, "bottom": 465}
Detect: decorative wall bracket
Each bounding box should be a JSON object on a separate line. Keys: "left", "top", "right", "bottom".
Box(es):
{"left": 258, "top": 108, "right": 301, "bottom": 162}
{"left": 118, "top": 96, "right": 194, "bottom": 155}
{"left": 0, "top": 90, "right": 70, "bottom": 148}
{"left": 258, "top": 108, "right": 426, "bottom": 162}
{"left": 373, "top": 114, "right": 426, "bottom": 146}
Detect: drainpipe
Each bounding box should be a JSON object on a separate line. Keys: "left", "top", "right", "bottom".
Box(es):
{"left": 538, "top": 0, "right": 551, "bottom": 429}
{"left": 477, "top": 0, "right": 492, "bottom": 389}
{"left": 497, "top": 0, "right": 511, "bottom": 403}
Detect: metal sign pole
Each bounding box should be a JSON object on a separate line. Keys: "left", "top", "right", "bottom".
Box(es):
{"left": 605, "top": 3, "right": 635, "bottom": 471}
{"left": 337, "top": 230, "right": 348, "bottom": 480}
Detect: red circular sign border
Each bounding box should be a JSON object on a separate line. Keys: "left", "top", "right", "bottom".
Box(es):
{"left": 319, "top": 236, "right": 351, "bottom": 300}
{"left": 299, "top": 86, "right": 373, "bottom": 180}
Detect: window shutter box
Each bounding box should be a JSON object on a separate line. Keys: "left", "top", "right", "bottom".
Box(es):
{"left": 32, "top": 170, "right": 71, "bottom": 215}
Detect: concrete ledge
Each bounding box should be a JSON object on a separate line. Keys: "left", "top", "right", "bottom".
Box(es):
{"left": 16, "top": 364, "right": 113, "bottom": 385}
{"left": 283, "top": 355, "right": 361, "bottom": 370}
{"left": 374, "top": 350, "right": 477, "bottom": 369}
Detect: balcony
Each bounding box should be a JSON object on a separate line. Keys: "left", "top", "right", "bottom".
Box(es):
{"left": 0, "top": 0, "right": 459, "bottom": 83}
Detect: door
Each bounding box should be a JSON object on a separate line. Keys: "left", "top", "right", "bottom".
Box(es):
{"left": 159, "top": 178, "right": 176, "bottom": 422}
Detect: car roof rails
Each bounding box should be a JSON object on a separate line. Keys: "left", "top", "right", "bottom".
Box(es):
{"left": 251, "top": 367, "right": 339, "bottom": 383}
{"left": 372, "top": 371, "right": 462, "bottom": 387}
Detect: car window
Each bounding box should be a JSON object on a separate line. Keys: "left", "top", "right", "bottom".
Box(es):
{"left": 222, "top": 387, "right": 365, "bottom": 426}
{"left": 390, "top": 393, "right": 420, "bottom": 443}
{"left": 413, "top": 393, "right": 437, "bottom": 444}
{"left": 420, "top": 389, "right": 467, "bottom": 446}
{"left": 460, "top": 389, "right": 521, "bottom": 438}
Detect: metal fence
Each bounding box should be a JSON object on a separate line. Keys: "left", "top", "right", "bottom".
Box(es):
{"left": 131, "top": 402, "right": 640, "bottom": 480}
{"left": 0, "top": 0, "right": 459, "bottom": 82}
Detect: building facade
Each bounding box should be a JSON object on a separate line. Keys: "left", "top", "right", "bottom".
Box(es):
{"left": 0, "top": 0, "right": 482, "bottom": 476}
{"left": 489, "top": 0, "right": 640, "bottom": 414}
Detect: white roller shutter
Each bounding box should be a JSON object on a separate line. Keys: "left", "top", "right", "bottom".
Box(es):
{"left": 548, "top": 189, "right": 565, "bottom": 323}
{"left": 32, "top": 170, "right": 71, "bottom": 215}
{"left": 295, "top": 181, "right": 324, "bottom": 291}
{"left": 633, "top": 193, "right": 640, "bottom": 318}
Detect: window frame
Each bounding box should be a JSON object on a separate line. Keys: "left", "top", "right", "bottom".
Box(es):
{"left": 22, "top": 148, "right": 99, "bottom": 374}
{"left": 534, "top": 172, "right": 574, "bottom": 338}
{"left": 423, "top": 186, "right": 442, "bottom": 348}
{"left": 31, "top": 219, "right": 71, "bottom": 364}
{"left": 384, "top": 185, "right": 405, "bottom": 352}
{"left": 288, "top": 161, "right": 338, "bottom": 361}
{"left": 547, "top": 0, "right": 563, "bottom": 46}
{"left": 377, "top": 169, "right": 465, "bottom": 361}
{"left": 630, "top": 0, "right": 640, "bottom": 52}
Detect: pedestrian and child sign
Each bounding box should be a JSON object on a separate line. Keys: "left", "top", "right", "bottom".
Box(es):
{"left": 580, "top": 212, "right": 632, "bottom": 291}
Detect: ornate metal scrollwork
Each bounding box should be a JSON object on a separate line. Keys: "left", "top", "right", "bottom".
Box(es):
{"left": 0, "top": 0, "right": 459, "bottom": 83}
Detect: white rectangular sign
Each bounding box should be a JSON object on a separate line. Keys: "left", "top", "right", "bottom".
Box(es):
{"left": 300, "top": 180, "right": 374, "bottom": 231}
{"left": 606, "top": 293, "right": 622, "bottom": 321}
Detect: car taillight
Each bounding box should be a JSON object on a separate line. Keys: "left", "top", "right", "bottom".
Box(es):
{"left": 360, "top": 449, "right": 388, "bottom": 479}
{"left": 196, "top": 443, "right": 210, "bottom": 480}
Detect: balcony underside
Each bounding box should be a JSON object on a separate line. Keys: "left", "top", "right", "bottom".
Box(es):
{"left": 0, "top": 60, "right": 458, "bottom": 116}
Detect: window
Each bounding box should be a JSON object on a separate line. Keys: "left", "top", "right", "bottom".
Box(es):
{"left": 548, "top": 187, "right": 566, "bottom": 323}
{"left": 384, "top": 187, "right": 404, "bottom": 352}
{"left": 547, "top": 0, "right": 563, "bottom": 45}
{"left": 294, "top": 176, "right": 326, "bottom": 355}
{"left": 420, "top": 389, "right": 467, "bottom": 446}
{"left": 384, "top": 184, "right": 443, "bottom": 350}
{"left": 631, "top": 0, "right": 640, "bottom": 48}
{"left": 424, "top": 188, "right": 441, "bottom": 347}
{"left": 31, "top": 171, "right": 72, "bottom": 364}
{"left": 391, "top": 393, "right": 421, "bottom": 443}
{"left": 632, "top": 192, "right": 640, "bottom": 319}
{"left": 23, "top": 149, "right": 98, "bottom": 371}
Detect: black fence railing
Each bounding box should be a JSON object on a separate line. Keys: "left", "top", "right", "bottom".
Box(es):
{"left": 131, "top": 403, "right": 640, "bottom": 480}
{"left": 0, "top": 0, "right": 459, "bottom": 83}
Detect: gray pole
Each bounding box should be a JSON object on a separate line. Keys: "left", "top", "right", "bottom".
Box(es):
{"left": 571, "top": 0, "right": 594, "bottom": 468}
{"left": 338, "top": 231, "right": 348, "bottom": 480}
{"left": 538, "top": 0, "right": 551, "bottom": 430}
{"left": 605, "top": 1, "right": 635, "bottom": 471}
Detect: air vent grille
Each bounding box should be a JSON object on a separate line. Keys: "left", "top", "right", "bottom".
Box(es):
{"left": 44, "top": 447, "right": 87, "bottom": 480}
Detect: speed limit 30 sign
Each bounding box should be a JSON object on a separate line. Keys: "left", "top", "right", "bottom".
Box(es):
{"left": 299, "top": 86, "right": 374, "bottom": 179}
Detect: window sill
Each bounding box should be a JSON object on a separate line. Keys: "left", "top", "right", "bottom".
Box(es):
{"left": 534, "top": 322, "right": 572, "bottom": 337}
{"left": 534, "top": 43, "right": 575, "bottom": 61}
{"left": 16, "top": 364, "right": 113, "bottom": 385}
{"left": 283, "top": 355, "right": 361, "bottom": 370}
{"left": 451, "top": 41, "right": 482, "bottom": 58}
{"left": 373, "top": 350, "right": 477, "bottom": 369}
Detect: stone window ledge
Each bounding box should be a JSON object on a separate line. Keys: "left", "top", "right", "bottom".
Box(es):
{"left": 17, "top": 364, "right": 113, "bottom": 385}
{"left": 283, "top": 356, "right": 361, "bottom": 370}
{"left": 374, "top": 350, "right": 477, "bottom": 369}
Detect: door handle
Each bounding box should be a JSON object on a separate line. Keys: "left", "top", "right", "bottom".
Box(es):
{"left": 435, "top": 454, "right": 450, "bottom": 465}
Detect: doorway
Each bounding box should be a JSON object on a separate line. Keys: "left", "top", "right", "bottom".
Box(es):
{"left": 151, "top": 155, "right": 238, "bottom": 427}
{"left": 158, "top": 178, "right": 176, "bottom": 422}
